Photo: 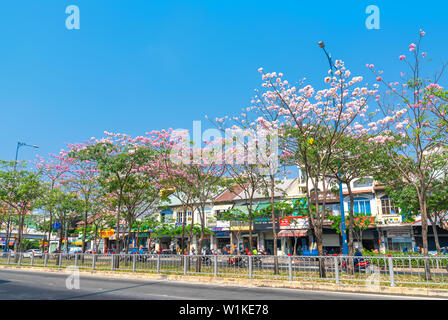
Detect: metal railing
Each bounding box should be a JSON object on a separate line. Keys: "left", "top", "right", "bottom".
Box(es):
{"left": 1, "top": 252, "right": 447, "bottom": 287}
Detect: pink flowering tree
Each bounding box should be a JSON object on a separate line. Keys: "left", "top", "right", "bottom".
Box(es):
{"left": 368, "top": 31, "right": 448, "bottom": 277}
{"left": 35, "top": 153, "right": 71, "bottom": 252}
{"left": 61, "top": 142, "right": 104, "bottom": 254}
{"left": 168, "top": 130, "right": 227, "bottom": 264}
{"left": 253, "top": 61, "right": 380, "bottom": 277}
{"left": 207, "top": 116, "right": 279, "bottom": 254}
{"left": 74, "top": 132, "right": 167, "bottom": 258}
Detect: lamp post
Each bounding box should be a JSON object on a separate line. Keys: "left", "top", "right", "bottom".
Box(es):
{"left": 3, "top": 142, "right": 39, "bottom": 252}
{"left": 317, "top": 41, "right": 349, "bottom": 256}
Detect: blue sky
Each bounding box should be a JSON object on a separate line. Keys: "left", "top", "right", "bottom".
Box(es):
{"left": 0, "top": 0, "right": 447, "bottom": 162}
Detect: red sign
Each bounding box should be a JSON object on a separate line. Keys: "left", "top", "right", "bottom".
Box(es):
{"left": 279, "top": 217, "right": 305, "bottom": 227}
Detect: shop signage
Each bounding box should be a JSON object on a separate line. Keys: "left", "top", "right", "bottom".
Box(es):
{"left": 100, "top": 229, "right": 114, "bottom": 238}
{"left": 279, "top": 217, "right": 309, "bottom": 230}
{"left": 388, "top": 230, "right": 410, "bottom": 238}
{"left": 310, "top": 191, "right": 340, "bottom": 203}
{"left": 215, "top": 231, "right": 230, "bottom": 238}
{"left": 253, "top": 219, "right": 279, "bottom": 231}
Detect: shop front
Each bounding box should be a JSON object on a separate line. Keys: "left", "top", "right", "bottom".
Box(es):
{"left": 253, "top": 217, "right": 280, "bottom": 255}
{"left": 212, "top": 228, "right": 230, "bottom": 251}
{"left": 278, "top": 217, "right": 309, "bottom": 255}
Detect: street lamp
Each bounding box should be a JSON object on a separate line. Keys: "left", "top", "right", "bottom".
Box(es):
{"left": 4, "top": 142, "right": 40, "bottom": 252}
{"left": 317, "top": 41, "right": 349, "bottom": 256}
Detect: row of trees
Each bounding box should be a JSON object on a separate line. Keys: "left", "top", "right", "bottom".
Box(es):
{"left": 0, "top": 31, "right": 447, "bottom": 279}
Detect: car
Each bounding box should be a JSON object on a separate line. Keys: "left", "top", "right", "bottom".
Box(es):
{"left": 84, "top": 249, "right": 96, "bottom": 254}
{"left": 0, "top": 250, "right": 14, "bottom": 257}
{"left": 105, "top": 249, "right": 115, "bottom": 255}
{"left": 68, "top": 247, "right": 82, "bottom": 254}
{"left": 23, "top": 249, "right": 43, "bottom": 258}
{"left": 160, "top": 249, "right": 175, "bottom": 255}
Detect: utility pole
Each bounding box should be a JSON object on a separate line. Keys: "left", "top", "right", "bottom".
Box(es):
{"left": 317, "top": 41, "right": 349, "bottom": 256}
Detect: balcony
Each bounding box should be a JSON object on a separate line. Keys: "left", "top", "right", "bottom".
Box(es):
{"left": 376, "top": 214, "right": 402, "bottom": 225}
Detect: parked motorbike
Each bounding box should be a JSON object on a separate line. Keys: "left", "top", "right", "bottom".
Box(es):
{"left": 340, "top": 258, "right": 370, "bottom": 272}
{"left": 227, "top": 256, "right": 247, "bottom": 268}
{"left": 201, "top": 255, "right": 212, "bottom": 266}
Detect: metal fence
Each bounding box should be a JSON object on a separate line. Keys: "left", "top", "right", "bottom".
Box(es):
{"left": 1, "top": 252, "right": 448, "bottom": 287}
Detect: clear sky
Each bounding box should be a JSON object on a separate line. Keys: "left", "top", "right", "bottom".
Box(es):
{"left": 0, "top": 0, "right": 447, "bottom": 162}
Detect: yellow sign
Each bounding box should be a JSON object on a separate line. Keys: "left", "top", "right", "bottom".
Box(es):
{"left": 230, "top": 226, "right": 250, "bottom": 231}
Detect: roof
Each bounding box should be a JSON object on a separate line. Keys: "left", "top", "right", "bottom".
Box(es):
{"left": 412, "top": 212, "right": 448, "bottom": 226}
{"left": 214, "top": 185, "right": 245, "bottom": 203}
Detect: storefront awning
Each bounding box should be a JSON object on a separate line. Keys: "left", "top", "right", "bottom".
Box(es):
{"left": 278, "top": 230, "right": 307, "bottom": 238}
{"left": 231, "top": 205, "right": 249, "bottom": 214}
{"left": 212, "top": 204, "right": 233, "bottom": 211}
{"left": 255, "top": 203, "right": 271, "bottom": 212}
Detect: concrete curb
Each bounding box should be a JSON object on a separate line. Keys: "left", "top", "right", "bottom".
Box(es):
{"left": 1, "top": 265, "right": 447, "bottom": 298}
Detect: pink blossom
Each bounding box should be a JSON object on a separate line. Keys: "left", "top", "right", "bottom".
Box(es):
{"left": 376, "top": 76, "right": 382, "bottom": 82}
{"left": 409, "top": 43, "right": 416, "bottom": 52}
{"left": 399, "top": 55, "right": 406, "bottom": 60}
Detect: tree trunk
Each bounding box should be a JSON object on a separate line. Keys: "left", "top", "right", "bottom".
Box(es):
{"left": 14, "top": 212, "right": 25, "bottom": 262}
{"left": 346, "top": 183, "right": 355, "bottom": 256}
{"left": 428, "top": 215, "right": 441, "bottom": 253}
{"left": 248, "top": 202, "right": 254, "bottom": 252}
{"left": 315, "top": 227, "right": 327, "bottom": 278}
{"left": 418, "top": 190, "right": 431, "bottom": 280}
{"left": 346, "top": 183, "right": 355, "bottom": 275}
{"left": 270, "top": 174, "right": 279, "bottom": 274}
{"left": 82, "top": 211, "right": 88, "bottom": 253}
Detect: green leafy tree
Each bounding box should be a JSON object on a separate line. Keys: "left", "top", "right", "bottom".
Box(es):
{"left": 0, "top": 160, "right": 43, "bottom": 258}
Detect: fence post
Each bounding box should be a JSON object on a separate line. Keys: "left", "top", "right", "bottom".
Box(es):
{"left": 213, "top": 254, "right": 218, "bottom": 277}
{"left": 92, "top": 254, "right": 96, "bottom": 270}
{"left": 157, "top": 253, "right": 160, "bottom": 273}
{"left": 184, "top": 254, "right": 187, "bottom": 275}
{"left": 111, "top": 255, "right": 114, "bottom": 270}
{"left": 18, "top": 252, "right": 22, "bottom": 266}
{"left": 7, "top": 252, "right": 11, "bottom": 265}
{"left": 58, "top": 253, "right": 62, "bottom": 268}
{"left": 74, "top": 253, "right": 78, "bottom": 268}
{"left": 388, "top": 255, "right": 395, "bottom": 287}
{"left": 133, "top": 255, "right": 136, "bottom": 272}
{"left": 248, "top": 254, "right": 253, "bottom": 279}
{"left": 31, "top": 252, "right": 34, "bottom": 266}
{"left": 333, "top": 255, "right": 339, "bottom": 285}
{"left": 288, "top": 255, "right": 293, "bottom": 281}
{"left": 44, "top": 253, "right": 48, "bottom": 267}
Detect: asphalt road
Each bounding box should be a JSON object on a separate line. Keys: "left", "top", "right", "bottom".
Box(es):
{"left": 0, "top": 269, "right": 439, "bottom": 300}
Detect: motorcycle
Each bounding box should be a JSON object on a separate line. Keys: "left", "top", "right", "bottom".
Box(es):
{"left": 200, "top": 255, "right": 212, "bottom": 266}
{"left": 227, "top": 256, "right": 247, "bottom": 268}
{"left": 340, "top": 257, "right": 370, "bottom": 272}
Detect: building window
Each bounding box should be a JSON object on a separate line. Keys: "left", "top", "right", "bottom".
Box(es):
{"left": 348, "top": 197, "right": 371, "bottom": 215}
{"left": 381, "top": 196, "right": 400, "bottom": 215}
{"left": 353, "top": 178, "right": 373, "bottom": 188}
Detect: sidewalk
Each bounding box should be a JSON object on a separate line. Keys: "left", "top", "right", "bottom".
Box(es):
{"left": 1, "top": 265, "right": 447, "bottom": 299}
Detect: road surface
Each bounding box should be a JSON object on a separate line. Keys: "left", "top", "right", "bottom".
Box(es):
{"left": 0, "top": 269, "right": 439, "bottom": 300}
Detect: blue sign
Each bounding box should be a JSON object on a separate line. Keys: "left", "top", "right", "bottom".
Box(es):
{"left": 53, "top": 222, "right": 61, "bottom": 230}
{"left": 215, "top": 231, "right": 230, "bottom": 238}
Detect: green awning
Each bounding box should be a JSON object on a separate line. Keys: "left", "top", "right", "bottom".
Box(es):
{"left": 230, "top": 205, "right": 249, "bottom": 215}
{"left": 255, "top": 203, "right": 271, "bottom": 212}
